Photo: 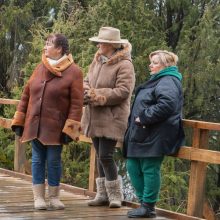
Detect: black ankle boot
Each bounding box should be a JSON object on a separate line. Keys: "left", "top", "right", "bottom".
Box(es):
{"left": 127, "top": 202, "right": 156, "bottom": 218}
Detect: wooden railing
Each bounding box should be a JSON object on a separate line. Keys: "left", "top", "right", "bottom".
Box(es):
{"left": 0, "top": 98, "right": 220, "bottom": 220}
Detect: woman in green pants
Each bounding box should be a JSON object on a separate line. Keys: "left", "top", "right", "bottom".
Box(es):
{"left": 123, "top": 50, "right": 185, "bottom": 218}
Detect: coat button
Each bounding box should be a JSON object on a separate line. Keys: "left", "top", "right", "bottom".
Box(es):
{"left": 39, "top": 98, "right": 42, "bottom": 101}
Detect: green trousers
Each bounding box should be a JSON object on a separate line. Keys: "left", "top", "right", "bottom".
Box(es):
{"left": 126, "top": 157, "right": 164, "bottom": 203}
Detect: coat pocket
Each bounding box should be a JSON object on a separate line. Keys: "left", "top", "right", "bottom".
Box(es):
{"left": 130, "top": 123, "right": 150, "bottom": 143}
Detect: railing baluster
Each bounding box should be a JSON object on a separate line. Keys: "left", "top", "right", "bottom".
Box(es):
{"left": 88, "top": 144, "right": 97, "bottom": 191}
{"left": 187, "top": 128, "right": 209, "bottom": 217}
{"left": 14, "top": 134, "right": 26, "bottom": 173}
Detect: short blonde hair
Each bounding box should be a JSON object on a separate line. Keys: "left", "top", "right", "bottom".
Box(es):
{"left": 149, "top": 50, "right": 178, "bottom": 67}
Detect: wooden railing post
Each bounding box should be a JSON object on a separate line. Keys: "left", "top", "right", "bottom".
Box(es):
{"left": 14, "top": 135, "right": 26, "bottom": 173}
{"left": 88, "top": 144, "right": 97, "bottom": 191}
{"left": 187, "top": 128, "right": 209, "bottom": 218}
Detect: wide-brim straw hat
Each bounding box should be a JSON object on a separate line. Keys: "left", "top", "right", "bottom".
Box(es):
{"left": 89, "top": 27, "right": 128, "bottom": 44}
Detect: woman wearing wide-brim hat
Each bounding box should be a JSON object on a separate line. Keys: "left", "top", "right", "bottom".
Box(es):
{"left": 81, "top": 27, "right": 135, "bottom": 208}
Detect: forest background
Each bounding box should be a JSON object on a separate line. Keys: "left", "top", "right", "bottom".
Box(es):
{"left": 0, "top": 0, "right": 220, "bottom": 217}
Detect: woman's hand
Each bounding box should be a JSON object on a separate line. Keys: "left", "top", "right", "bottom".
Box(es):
{"left": 61, "top": 133, "right": 73, "bottom": 144}
{"left": 13, "top": 126, "right": 24, "bottom": 137}
{"left": 135, "top": 117, "right": 147, "bottom": 128}
{"left": 135, "top": 117, "right": 142, "bottom": 126}
{"left": 83, "top": 84, "right": 90, "bottom": 90}
{"left": 135, "top": 117, "right": 140, "bottom": 123}
{"left": 83, "top": 89, "right": 91, "bottom": 105}
{"left": 83, "top": 88, "right": 106, "bottom": 106}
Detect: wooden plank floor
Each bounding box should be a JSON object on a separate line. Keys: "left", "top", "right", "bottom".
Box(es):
{"left": 0, "top": 173, "right": 171, "bottom": 220}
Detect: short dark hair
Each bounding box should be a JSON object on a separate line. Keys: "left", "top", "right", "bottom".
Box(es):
{"left": 46, "top": 33, "right": 69, "bottom": 55}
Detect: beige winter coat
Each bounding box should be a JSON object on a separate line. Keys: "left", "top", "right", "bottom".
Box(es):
{"left": 81, "top": 43, "right": 135, "bottom": 142}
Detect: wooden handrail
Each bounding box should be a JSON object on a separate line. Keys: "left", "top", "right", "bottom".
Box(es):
{"left": 183, "top": 119, "right": 220, "bottom": 131}
{"left": 0, "top": 98, "right": 219, "bottom": 220}
{"left": 0, "top": 98, "right": 20, "bottom": 105}
{"left": 0, "top": 117, "right": 12, "bottom": 129}
{"left": 176, "top": 146, "right": 220, "bottom": 164}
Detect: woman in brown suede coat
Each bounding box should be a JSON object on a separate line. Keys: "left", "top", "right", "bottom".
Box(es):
{"left": 82, "top": 27, "right": 135, "bottom": 208}
{"left": 11, "top": 34, "right": 83, "bottom": 210}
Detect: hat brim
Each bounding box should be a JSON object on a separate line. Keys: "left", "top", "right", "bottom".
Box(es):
{"left": 89, "top": 37, "right": 128, "bottom": 44}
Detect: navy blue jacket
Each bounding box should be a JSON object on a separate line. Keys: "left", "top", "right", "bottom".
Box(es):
{"left": 123, "top": 75, "right": 185, "bottom": 158}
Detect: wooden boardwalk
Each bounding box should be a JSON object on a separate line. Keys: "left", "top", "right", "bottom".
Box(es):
{"left": 0, "top": 172, "right": 172, "bottom": 220}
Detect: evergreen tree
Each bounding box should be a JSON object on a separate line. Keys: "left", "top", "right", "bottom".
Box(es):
{"left": 1, "top": 0, "right": 220, "bottom": 215}
{"left": 0, "top": 0, "right": 60, "bottom": 92}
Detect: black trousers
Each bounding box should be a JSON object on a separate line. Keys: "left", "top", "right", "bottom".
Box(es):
{"left": 92, "top": 137, "right": 118, "bottom": 181}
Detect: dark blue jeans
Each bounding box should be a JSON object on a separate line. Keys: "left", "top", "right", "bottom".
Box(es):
{"left": 31, "top": 139, "right": 63, "bottom": 186}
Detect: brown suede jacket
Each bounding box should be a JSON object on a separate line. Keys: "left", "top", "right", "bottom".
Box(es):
{"left": 11, "top": 53, "right": 83, "bottom": 145}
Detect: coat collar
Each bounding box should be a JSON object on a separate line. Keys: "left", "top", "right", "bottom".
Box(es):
{"left": 95, "top": 42, "right": 132, "bottom": 65}
{"left": 42, "top": 53, "right": 74, "bottom": 77}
